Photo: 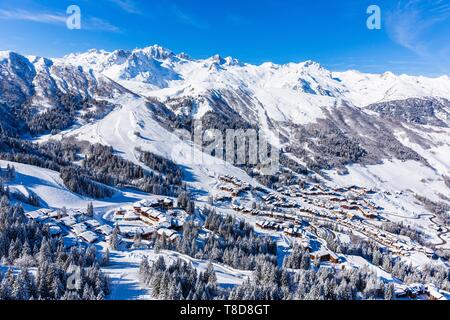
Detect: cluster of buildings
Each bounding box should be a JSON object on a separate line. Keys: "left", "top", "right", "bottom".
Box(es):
{"left": 218, "top": 175, "right": 250, "bottom": 197}
{"left": 232, "top": 204, "right": 260, "bottom": 216}
{"left": 310, "top": 249, "right": 340, "bottom": 264}
{"left": 24, "top": 196, "right": 189, "bottom": 246}
{"left": 230, "top": 178, "right": 436, "bottom": 267}
{"left": 394, "top": 283, "right": 448, "bottom": 300}
{"left": 277, "top": 183, "right": 379, "bottom": 220}
{"left": 25, "top": 208, "right": 110, "bottom": 244}
{"left": 262, "top": 192, "right": 298, "bottom": 208}
{"left": 263, "top": 182, "right": 425, "bottom": 256}
{"left": 112, "top": 198, "right": 187, "bottom": 242}
{"left": 255, "top": 217, "right": 341, "bottom": 264}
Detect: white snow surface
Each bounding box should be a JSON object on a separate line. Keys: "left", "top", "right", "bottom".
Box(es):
{"left": 58, "top": 45, "right": 450, "bottom": 125}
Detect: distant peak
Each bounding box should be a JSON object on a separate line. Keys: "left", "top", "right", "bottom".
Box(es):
{"left": 209, "top": 54, "right": 240, "bottom": 66}
{"left": 87, "top": 49, "right": 109, "bottom": 55}
{"left": 382, "top": 71, "right": 395, "bottom": 78}
{"left": 0, "top": 50, "right": 33, "bottom": 64}
{"left": 260, "top": 62, "right": 280, "bottom": 69}
{"left": 210, "top": 54, "right": 224, "bottom": 63}
{"left": 137, "top": 45, "right": 174, "bottom": 60}
{"left": 0, "top": 50, "right": 12, "bottom": 60}
{"left": 302, "top": 60, "right": 324, "bottom": 69}
{"left": 176, "top": 52, "right": 191, "bottom": 60}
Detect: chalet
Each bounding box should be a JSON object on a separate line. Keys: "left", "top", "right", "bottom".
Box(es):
{"left": 160, "top": 198, "right": 174, "bottom": 209}
{"left": 232, "top": 204, "right": 243, "bottom": 212}
{"left": 284, "top": 226, "right": 303, "bottom": 238}
{"left": 424, "top": 248, "right": 435, "bottom": 258}
{"left": 96, "top": 225, "right": 113, "bottom": 236}
{"left": 269, "top": 211, "right": 280, "bottom": 219}
{"left": 60, "top": 216, "right": 77, "bottom": 227}
{"left": 26, "top": 210, "right": 49, "bottom": 223}
{"left": 67, "top": 209, "right": 84, "bottom": 219}
{"left": 170, "top": 218, "right": 184, "bottom": 230}
{"left": 116, "top": 208, "right": 126, "bottom": 216}
{"left": 133, "top": 226, "right": 157, "bottom": 240}
{"left": 284, "top": 213, "right": 296, "bottom": 221}
{"left": 157, "top": 228, "right": 179, "bottom": 242}
{"left": 215, "top": 195, "right": 232, "bottom": 202}
{"left": 408, "top": 283, "right": 426, "bottom": 298}
{"left": 256, "top": 220, "right": 278, "bottom": 230}
{"left": 257, "top": 220, "right": 267, "bottom": 229}
{"left": 284, "top": 201, "right": 297, "bottom": 208}
{"left": 394, "top": 284, "right": 409, "bottom": 298}
{"left": 116, "top": 223, "right": 141, "bottom": 239}
{"left": 341, "top": 204, "right": 360, "bottom": 211}
{"left": 255, "top": 186, "right": 268, "bottom": 193}
{"left": 140, "top": 208, "right": 166, "bottom": 224}
{"left": 84, "top": 219, "right": 101, "bottom": 229}
{"left": 38, "top": 208, "right": 53, "bottom": 215}
{"left": 158, "top": 216, "right": 170, "bottom": 226}
{"left": 79, "top": 231, "right": 98, "bottom": 244}
{"left": 310, "top": 250, "right": 331, "bottom": 262}
{"left": 329, "top": 252, "right": 340, "bottom": 264}
{"left": 132, "top": 199, "right": 159, "bottom": 213}
{"left": 141, "top": 226, "right": 157, "bottom": 239}
{"left": 426, "top": 284, "right": 447, "bottom": 300}
{"left": 219, "top": 175, "right": 233, "bottom": 183}
{"left": 47, "top": 210, "right": 66, "bottom": 219}
{"left": 71, "top": 223, "right": 88, "bottom": 236}
{"left": 132, "top": 205, "right": 143, "bottom": 214}
{"left": 124, "top": 212, "right": 140, "bottom": 221}
{"left": 219, "top": 185, "right": 234, "bottom": 192}
{"left": 167, "top": 208, "right": 188, "bottom": 219}
{"left": 362, "top": 211, "right": 377, "bottom": 219}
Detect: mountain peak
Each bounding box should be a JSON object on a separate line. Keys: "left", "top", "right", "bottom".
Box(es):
{"left": 137, "top": 45, "right": 175, "bottom": 60}
{"left": 301, "top": 60, "right": 326, "bottom": 72}
{"left": 176, "top": 52, "right": 191, "bottom": 60}
{"left": 209, "top": 54, "right": 241, "bottom": 66}
{"left": 0, "top": 50, "right": 12, "bottom": 59}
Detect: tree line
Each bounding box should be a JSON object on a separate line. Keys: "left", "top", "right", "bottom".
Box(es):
{"left": 0, "top": 196, "right": 110, "bottom": 300}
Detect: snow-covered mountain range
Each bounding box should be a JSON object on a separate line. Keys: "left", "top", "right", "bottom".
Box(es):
{"left": 2, "top": 45, "right": 450, "bottom": 301}
{"left": 1, "top": 45, "right": 450, "bottom": 202}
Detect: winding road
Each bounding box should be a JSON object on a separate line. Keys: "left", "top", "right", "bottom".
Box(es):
{"left": 382, "top": 211, "right": 450, "bottom": 247}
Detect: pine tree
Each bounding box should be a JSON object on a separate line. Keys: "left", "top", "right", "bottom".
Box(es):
{"left": 109, "top": 225, "right": 120, "bottom": 250}
{"left": 86, "top": 202, "right": 94, "bottom": 217}
{"left": 102, "top": 249, "right": 110, "bottom": 267}
{"left": 206, "top": 262, "right": 217, "bottom": 287}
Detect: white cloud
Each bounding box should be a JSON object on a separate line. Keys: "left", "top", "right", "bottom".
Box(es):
{"left": 385, "top": 0, "right": 450, "bottom": 75}
{"left": 108, "top": 0, "right": 141, "bottom": 14}
{"left": 0, "top": 8, "right": 121, "bottom": 33}
{"left": 386, "top": 0, "right": 450, "bottom": 56}
{"left": 0, "top": 8, "right": 66, "bottom": 24}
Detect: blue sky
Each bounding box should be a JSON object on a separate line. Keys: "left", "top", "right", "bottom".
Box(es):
{"left": 0, "top": 0, "right": 449, "bottom": 76}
